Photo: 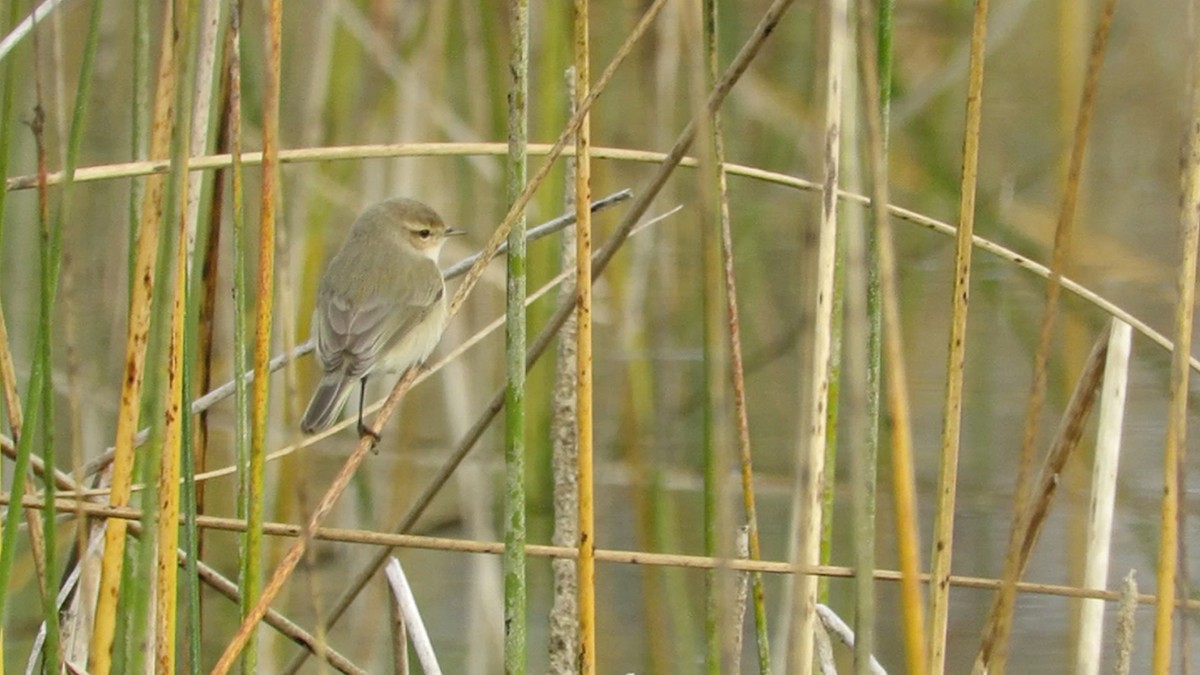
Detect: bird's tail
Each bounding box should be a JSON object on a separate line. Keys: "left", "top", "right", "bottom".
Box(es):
{"left": 300, "top": 373, "right": 355, "bottom": 434}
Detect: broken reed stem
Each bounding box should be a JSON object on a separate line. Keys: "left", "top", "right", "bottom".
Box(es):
{"left": 1074, "top": 319, "right": 1131, "bottom": 675}
{"left": 972, "top": 325, "right": 1111, "bottom": 673}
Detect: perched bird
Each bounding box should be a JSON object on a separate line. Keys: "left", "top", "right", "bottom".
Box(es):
{"left": 300, "top": 198, "right": 463, "bottom": 437}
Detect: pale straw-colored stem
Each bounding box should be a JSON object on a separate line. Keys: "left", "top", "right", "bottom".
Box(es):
{"left": 1074, "top": 320, "right": 1131, "bottom": 675}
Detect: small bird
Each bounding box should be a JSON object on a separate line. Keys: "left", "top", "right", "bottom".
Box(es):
{"left": 300, "top": 198, "right": 463, "bottom": 437}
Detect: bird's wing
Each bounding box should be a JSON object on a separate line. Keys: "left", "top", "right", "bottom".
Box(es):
{"left": 314, "top": 261, "right": 443, "bottom": 378}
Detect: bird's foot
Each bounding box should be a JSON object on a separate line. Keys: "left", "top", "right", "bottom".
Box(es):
{"left": 357, "top": 420, "right": 382, "bottom": 452}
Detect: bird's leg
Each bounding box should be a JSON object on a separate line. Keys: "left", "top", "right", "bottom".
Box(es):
{"left": 356, "top": 376, "right": 381, "bottom": 445}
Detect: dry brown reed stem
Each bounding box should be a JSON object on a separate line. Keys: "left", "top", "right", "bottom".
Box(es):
{"left": 0, "top": 308, "right": 19, "bottom": 431}
{"left": 992, "top": 3, "right": 1116, "bottom": 672}
{"left": 792, "top": 0, "right": 846, "bottom": 667}
{"left": 210, "top": 2, "right": 674, "bottom": 669}
{"left": 855, "top": 0, "right": 926, "bottom": 671}
{"left": 1154, "top": 0, "right": 1200, "bottom": 667}
{"left": 22, "top": 98, "right": 52, "bottom": 635}
{"left": 572, "top": 1, "right": 595, "bottom": 671}
{"left": 0, "top": 194, "right": 51, "bottom": 614}
{"left": 196, "top": 67, "right": 234, "bottom": 537}
{"left": 722, "top": 121, "right": 771, "bottom": 675}
{"left": 14, "top": 492, "right": 1200, "bottom": 611}
{"left": 927, "top": 0, "right": 989, "bottom": 670}
{"left": 972, "top": 324, "right": 1110, "bottom": 673}
{"left": 88, "top": 3, "right": 177, "bottom": 671}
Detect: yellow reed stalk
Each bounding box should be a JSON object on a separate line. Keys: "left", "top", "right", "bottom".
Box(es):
{"left": 88, "top": 4, "right": 177, "bottom": 672}
{"left": 155, "top": 173, "right": 187, "bottom": 675}
{"left": 573, "top": 0, "right": 595, "bottom": 672}
{"left": 243, "top": 0, "right": 281, "bottom": 670}
{"left": 1153, "top": 2, "right": 1200, "bottom": 669}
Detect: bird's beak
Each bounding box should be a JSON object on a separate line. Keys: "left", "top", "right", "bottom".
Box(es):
{"left": 445, "top": 227, "right": 467, "bottom": 237}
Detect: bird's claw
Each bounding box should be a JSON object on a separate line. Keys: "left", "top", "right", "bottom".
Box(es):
{"left": 357, "top": 420, "right": 382, "bottom": 451}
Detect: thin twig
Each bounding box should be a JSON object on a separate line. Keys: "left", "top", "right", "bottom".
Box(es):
{"left": 13, "top": 492, "right": 1196, "bottom": 610}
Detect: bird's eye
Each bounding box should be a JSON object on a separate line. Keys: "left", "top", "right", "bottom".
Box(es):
{"left": 418, "top": 229, "right": 432, "bottom": 239}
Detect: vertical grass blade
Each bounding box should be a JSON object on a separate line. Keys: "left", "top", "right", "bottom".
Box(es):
{"left": 0, "top": 6, "right": 23, "bottom": 669}
{"left": 697, "top": 0, "right": 736, "bottom": 669}
{"left": 927, "top": 0, "right": 989, "bottom": 671}
{"left": 855, "top": 0, "right": 927, "bottom": 670}
{"left": 1074, "top": 319, "right": 1131, "bottom": 675}
{"left": 504, "top": 0, "right": 529, "bottom": 671}
{"left": 840, "top": 21, "right": 879, "bottom": 675}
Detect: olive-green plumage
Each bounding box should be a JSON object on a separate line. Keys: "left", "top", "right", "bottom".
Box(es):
{"left": 301, "top": 198, "right": 463, "bottom": 434}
